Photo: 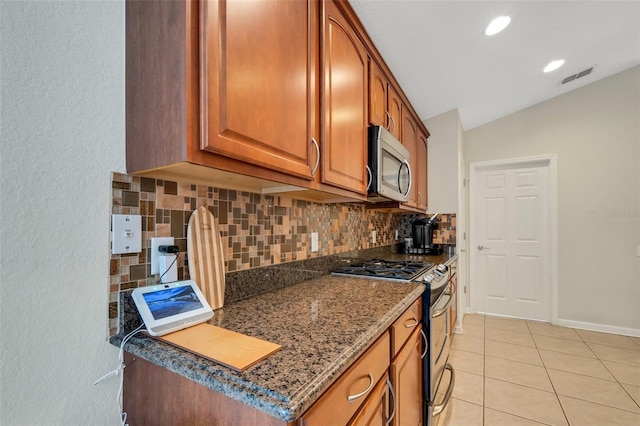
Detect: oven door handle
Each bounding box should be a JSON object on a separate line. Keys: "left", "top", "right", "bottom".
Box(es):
{"left": 432, "top": 293, "right": 454, "bottom": 319}
{"left": 431, "top": 364, "right": 455, "bottom": 416}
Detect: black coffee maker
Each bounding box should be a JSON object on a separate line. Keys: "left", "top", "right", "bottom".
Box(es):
{"left": 410, "top": 213, "right": 443, "bottom": 255}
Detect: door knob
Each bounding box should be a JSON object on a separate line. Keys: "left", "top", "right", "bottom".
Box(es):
{"left": 477, "top": 245, "right": 490, "bottom": 250}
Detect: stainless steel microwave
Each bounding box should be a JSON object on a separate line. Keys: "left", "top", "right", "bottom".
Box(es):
{"left": 367, "top": 126, "right": 412, "bottom": 202}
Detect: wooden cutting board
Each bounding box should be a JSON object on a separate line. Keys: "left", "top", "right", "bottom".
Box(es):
{"left": 156, "top": 323, "right": 281, "bottom": 372}
{"left": 187, "top": 206, "right": 225, "bottom": 310}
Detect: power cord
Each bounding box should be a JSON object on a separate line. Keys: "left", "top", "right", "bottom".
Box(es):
{"left": 157, "top": 253, "right": 178, "bottom": 284}
{"left": 94, "top": 323, "right": 145, "bottom": 426}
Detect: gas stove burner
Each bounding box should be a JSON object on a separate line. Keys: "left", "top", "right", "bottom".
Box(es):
{"left": 332, "top": 258, "right": 434, "bottom": 282}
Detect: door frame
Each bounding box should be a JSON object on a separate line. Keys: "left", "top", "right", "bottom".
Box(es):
{"left": 468, "top": 154, "right": 558, "bottom": 324}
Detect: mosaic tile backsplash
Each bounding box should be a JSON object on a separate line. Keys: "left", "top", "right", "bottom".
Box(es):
{"left": 109, "top": 172, "right": 403, "bottom": 335}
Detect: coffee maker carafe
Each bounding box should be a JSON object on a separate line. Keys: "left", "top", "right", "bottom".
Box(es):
{"left": 410, "top": 213, "right": 443, "bottom": 254}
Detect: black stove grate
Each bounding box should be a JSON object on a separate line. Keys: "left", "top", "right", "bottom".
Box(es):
{"left": 333, "top": 259, "right": 433, "bottom": 281}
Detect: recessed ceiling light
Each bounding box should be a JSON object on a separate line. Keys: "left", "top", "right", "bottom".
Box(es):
{"left": 544, "top": 60, "right": 565, "bottom": 73}
{"left": 485, "top": 16, "right": 511, "bottom": 36}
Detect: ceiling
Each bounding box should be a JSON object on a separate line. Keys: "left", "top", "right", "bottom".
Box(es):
{"left": 350, "top": 0, "right": 640, "bottom": 130}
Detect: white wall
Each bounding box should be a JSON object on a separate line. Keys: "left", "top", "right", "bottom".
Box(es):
{"left": 465, "top": 66, "right": 640, "bottom": 333}
{"left": 424, "top": 109, "right": 461, "bottom": 214}
{"left": 1, "top": 1, "right": 124, "bottom": 424}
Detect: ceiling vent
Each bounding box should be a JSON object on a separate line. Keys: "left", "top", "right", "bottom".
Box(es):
{"left": 561, "top": 67, "right": 594, "bottom": 85}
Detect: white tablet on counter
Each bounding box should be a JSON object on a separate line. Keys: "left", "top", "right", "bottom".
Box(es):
{"left": 131, "top": 280, "right": 213, "bottom": 336}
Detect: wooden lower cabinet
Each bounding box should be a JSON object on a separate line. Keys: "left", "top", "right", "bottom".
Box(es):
{"left": 123, "top": 299, "right": 423, "bottom": 426}
{"left": 350, "top": 374, "right": 391, "bottom": 425}
{"left": 122, "top": 352, "right": 294, "bottom": 426}
{"left": 390, "top": 327, "right": 423, "bottom": 426}
{"left": 299, "top": 332, "right": 390, "bottom": 426}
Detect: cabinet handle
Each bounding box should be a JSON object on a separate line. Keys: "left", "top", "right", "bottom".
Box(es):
{"left": 418, "top": 192, "right": 422, "bottom": 204}
{"left": 386, "top": 111, "right": 396, "bottom": 135}
{"left": 404, "top": 317, "right": 419, "bottom": 328}
{"left": 347, "top": 373, "right": 374, "bottom": 402}
{"left": 385, "top": 377, "right": 396, "bottom": 425}
{"left": 420, "top": 329, "right": 428, "bottom": 359}
{"left": 366, "top": 165, "right": 373, "bottom": 191}
{"left": 311, "top": 138, "right": 320, "bottom": 176}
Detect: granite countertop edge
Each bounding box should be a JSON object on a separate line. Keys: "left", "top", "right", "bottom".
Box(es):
{"left": 285, "top": 283, "right": 426, "bottom": 418}
{"left": 113, "top": 281, "right": 426, "bottom": 422}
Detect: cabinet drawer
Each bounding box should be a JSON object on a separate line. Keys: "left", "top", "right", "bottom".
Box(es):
{"left": 299, "top": 332, "right": 390, "bottom": 426}
{"left": 391, "top": 298, "right": 421, "bottom": 357}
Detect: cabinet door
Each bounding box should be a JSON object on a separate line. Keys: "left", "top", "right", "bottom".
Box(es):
{"left": 391, "top": 328, "right": 423, "bottom": 426}
{"left": 401, "top": 106, "right": 418, "bottom": 207}
{"left": 368, "top": 60, "right": 387, "bottom": 127}
{"left": 349, "top": 375, "right": 391, "bottom": 426}
{"left": 299, "top": 333, "right": 390, "bottom": 426}
{"left": 416, "top": 131, "right": 428, "bottom": 211}
{"left": 200, "top": 0, "right": 318, "bottom": 180}
{"left": 321, "top": 0, "right": 368, "bottom": 194}
{"left": 387, "top": 86, "right": 402, "bottom": 140}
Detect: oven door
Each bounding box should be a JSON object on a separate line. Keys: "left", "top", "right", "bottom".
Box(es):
{"left": 429, "top": 285, "right": 456, "bottom": 419}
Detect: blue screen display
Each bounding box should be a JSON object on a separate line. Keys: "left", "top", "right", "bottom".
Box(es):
{"left": 142, "top": 286, "right": 204, "bottom": 320}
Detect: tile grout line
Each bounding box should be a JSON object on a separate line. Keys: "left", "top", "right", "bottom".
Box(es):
{"left": 460, "top": 315, "right": 640, "bottom": 426}
{"left": 482, "top": 314, "right": 485, "bottom": 426}
{"left": 527, "top": 319, "right": 572, "bottom": 426}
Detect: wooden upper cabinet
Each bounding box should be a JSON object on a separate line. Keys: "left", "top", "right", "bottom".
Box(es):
{"left": 416, "top": 130, "right": 428, "bottom": 211}
{"left": 401, "top": 105, "right": 418, "bottom": 208}
{"left": 321, "top": 0, "right": 368, "bottom": 195}
{"left": 387, "top": 86, "right": 402, "bottom": 141}
{"left": 200, "top": 0, "right": 318, "bottom": 180}
{"left": 368, "top": 60, "right": 387, "bottom": 127}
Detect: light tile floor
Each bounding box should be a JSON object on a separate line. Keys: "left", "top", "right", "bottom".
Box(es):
{"left": 434, "top": 314, "right": 640, "bottom": 426}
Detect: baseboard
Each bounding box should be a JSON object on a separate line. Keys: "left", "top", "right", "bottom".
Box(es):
{"left": 557, "top": 319, "right": 640, "bottom": 338}
{"left": 462, "top": 309, "right": 640, "bottom": 338}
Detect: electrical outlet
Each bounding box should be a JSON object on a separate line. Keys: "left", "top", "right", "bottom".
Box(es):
{"left": 395, "top": 229, "right": 399, "bottom": 240}
{"left": 151, "top": 237, "right": 175, "bottom": 275}
{"left": 372, "top": 230, "right": 377, "bottom": 244}
{"left": 311, "top": 232, "right": 319, "bottom": 252}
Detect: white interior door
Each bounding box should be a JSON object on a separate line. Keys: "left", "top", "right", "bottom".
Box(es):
{"left": 471, "top": 161, "right": 551, "bottom": 321}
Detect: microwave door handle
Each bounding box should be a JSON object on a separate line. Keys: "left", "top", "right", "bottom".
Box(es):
{"left": 366, "top": 165, "right": 373, "bottom": 191}
{"left": 398, "top": 159, "right": 412, "bottom": 199}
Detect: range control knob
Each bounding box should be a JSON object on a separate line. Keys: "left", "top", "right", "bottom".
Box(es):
{"left": 435, "top": 264, "right": 449, "bottom": 274}
{"left": 422, "top": 274, "right": 435, "bottom": 284}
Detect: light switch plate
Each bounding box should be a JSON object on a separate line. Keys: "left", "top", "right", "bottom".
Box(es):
{"left": 112, "top": 214, "right": 142, "bottom": 254}
{"left": 372, "top": 230, "right": 377, "bottom": 244}
{"left": 151, "top": 237, "right": 175, "bottom": 275}
{"left": 311, "top": 232, "right": 319, "bottom": 253}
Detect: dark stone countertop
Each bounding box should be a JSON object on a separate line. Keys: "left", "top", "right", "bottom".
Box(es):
{"left": 114, "top": 274, "right": 425, "bottom": 422}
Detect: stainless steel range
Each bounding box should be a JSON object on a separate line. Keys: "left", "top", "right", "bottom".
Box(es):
{"left": 332, "top": 258, "right": 455, "bottom": 426}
